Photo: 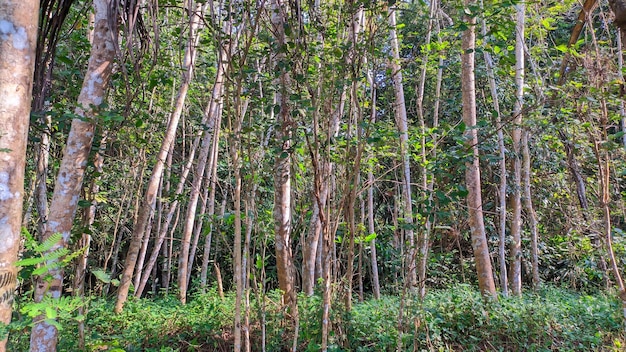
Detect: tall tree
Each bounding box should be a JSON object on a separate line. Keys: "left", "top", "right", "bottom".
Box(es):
{"left": 29, "top": 0, "right": 117, "bottom": 349}
{"left": 509, "top": 0, "right": 525, "bottom": 296}
{"left": 388, "top": 3, "right": 416, "bottom": 288}
{"left": 115, "top": 1, "right": 205, "bottom": 313}
{"left": 461, "top": 0, "right": 496, "bottom": 298}
{"left": 271, "top": 0, "right": 297, "bottom": 311}
{"left": 0, "top": 0, "right": 39, "bottom": 349}
{"left": 480, "top": 0, "right": 507, "bottom": 296}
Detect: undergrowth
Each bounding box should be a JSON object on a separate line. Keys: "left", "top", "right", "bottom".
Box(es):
{"left": 7, "top": 284, "right": 625, "bottom": 351}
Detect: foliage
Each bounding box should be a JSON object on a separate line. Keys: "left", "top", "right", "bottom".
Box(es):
{"left": 7, "top": 285, "right": 624, "bottom": 351}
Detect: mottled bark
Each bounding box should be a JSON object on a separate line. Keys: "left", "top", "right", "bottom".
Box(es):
{"left": 30, "top": 0, "right": 116, "bottom": 350}
{"left": 0, "top": 0, "right": 39, "bottom": 349}
{"left": 461, "top": 0, "right": 496, "bottom": 298}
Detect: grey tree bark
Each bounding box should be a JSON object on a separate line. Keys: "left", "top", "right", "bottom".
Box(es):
{"left": 30, "top": 0, "right": 117, "bottom": 349}
{"left": 0, "top": 0, "right": 39, "bottom": 349}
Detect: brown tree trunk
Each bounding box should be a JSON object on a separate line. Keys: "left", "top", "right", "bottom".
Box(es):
{"left": 271, "top": 0, "right": 297, "bottom": 311}
{"left": 461, "top": 0, "right": 496, "bottom": 298}
{"left": 509, "top": 1, "right": 525, "bottom": 296}
{"left": 30, "top": 0, "right": 117, "bottom": 349}
{"left": 115, "top": 1, "right": 205, "bottom": 313}
{"left": 415, "top": 0, "right": 439, "bottom": 299}
{"left": 0, "top": 0, "right": 39, "bottom": 349}
{"left": 480, "top": 2, "right": 508, "bottom": 296}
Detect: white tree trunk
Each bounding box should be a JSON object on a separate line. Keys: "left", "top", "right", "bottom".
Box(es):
{"left": 388, "top": 5, "right": 416, "bottom": 288}
{"left": 30, "top": 0, "right": 116, "bottom": 349}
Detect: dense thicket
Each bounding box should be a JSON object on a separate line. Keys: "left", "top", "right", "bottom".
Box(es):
{"left": 1, "top": 0, "right": 626, "bottom": 350}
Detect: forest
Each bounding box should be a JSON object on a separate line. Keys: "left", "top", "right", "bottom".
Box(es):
{"left": 0, "top": 0, "right": 626, "bottom": 350}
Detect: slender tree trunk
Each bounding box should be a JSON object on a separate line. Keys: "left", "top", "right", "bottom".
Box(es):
{"left": 0, "top": 1, "right": 38, "bottom": 349}
{"left": 388, "top": 4, "right": 416, "bottom": 288}
{"left": 480, "top": 1, "right": 508, "bottom": 296}
{"left": 522, "top": 130, "right": 540, "bottom": 288}
{"left": 134, "top": 136, "right": 201, "bottom": 297}
{"left": 30, "top": 0, "right": 117, "bottom": 349}
{"left": 200, "top": 140, "right": 220, "bottom": 290}
{"left": 271, "top": 0, "right": 297, "bottom": 311}
{"left": 618, "top": 27, "right": 626, "bottom": 148}
{"left": 365, "top": 61, "right": 381, "bottom": 300}
{"left": 177, "top": 29, "right": 228, "bottom": 302}
{"left": 509, "top": 1, "right": 525, "bottom": 296}
{"left": 115, "top": 1, "right": 204, "bottom": 313}
{"left": 74, "top": 134, "right": 105, "bottom": 348}
{"left": 232, "top": 131, "right": 243, "bottom": 351}
{"left": 461, "top": 0, "right": 496, "bottom": 298}
{"left": 415, "top": 0, "right": 439, "bottom": 299}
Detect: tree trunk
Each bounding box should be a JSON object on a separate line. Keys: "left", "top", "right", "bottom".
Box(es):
{"left": 271, "top": 0, "right": 297, "bottom": 311}
{"left": 522, "top": 130, "right": 540, "bottom": 288}
{"left": 480, "top": 2, "right": 507, "bottom": 296}
{"left": 134, "top": 136, "right": 201, "bottom": 298}
{"left": 177, "top": 27, "right": 228, "bottom": 302}
{"left": 115, "top": 1, "right": 204, "bottom": 313}
{"left": 509, "top": 1, "right": 525, "bottom": 296}
{"left": 200, "top": 141, "right": 220, "bottom": 290}
{"left": 388, "top": 5, "right": 416, "bottom": 289}
{"left": 461, "top": 0, "right": 496, "bottom": 298}
{"left": 0, "top": 0, "right": 38, "bottom": 349}
{"left": 415, "top": 0, "right": 439, "bottom": 299}
{"left": 30, "top": 0, "right": 117, "bottom": 349}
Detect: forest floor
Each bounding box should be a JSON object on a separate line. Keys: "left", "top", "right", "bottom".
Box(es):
{"left": 7, "top": 284, "right": 625, "bottom": 351}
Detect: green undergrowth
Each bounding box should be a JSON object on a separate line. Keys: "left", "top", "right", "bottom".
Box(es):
{"left": 7, "top": 284, "right": 625, "bottom": 351}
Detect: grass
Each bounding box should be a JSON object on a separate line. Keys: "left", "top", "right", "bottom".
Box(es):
{"left": 7, "top": 284, "right": 625, "bottom": 351}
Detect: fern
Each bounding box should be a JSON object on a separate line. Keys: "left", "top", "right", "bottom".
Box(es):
{"left": 34, "top": 232, "right": 64, "bottom": 253}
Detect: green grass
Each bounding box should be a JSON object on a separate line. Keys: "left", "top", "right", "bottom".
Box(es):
{"left": 7, "top": 285, "right": 625, "bottom": 351}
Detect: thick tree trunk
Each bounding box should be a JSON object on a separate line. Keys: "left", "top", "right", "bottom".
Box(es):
{"left": 0, "top": 1, "right": 39, "bottom": 349}
{"left": 461, "top": 0, "right": 496, "bottom": 298}
{"left": 115, "top": 1, "right": 204, "bottom": 313}
{"left": 30, "top": 0, "right": 116, "bottom": 349}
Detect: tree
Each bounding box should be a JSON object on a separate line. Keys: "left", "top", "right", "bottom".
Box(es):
{"left": 461, "top": 0, "right": 496, "bottom": 298}
{"left": 29, "top": 0, "right": 117, "bottom": 349}
{"left": 271, "top": 0, "right": 297, "bottom": 312}
{"left": 509, "top": 0, "right": 525, "bottom": 296}
{"left": 115, "top": 0, "right": 205, "bottom": 313}
{"left": 0, "top": 0, "right": 39, "bottom": 349}
{"left": 388, "top": 3, "right": 416, "bottom": 289}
